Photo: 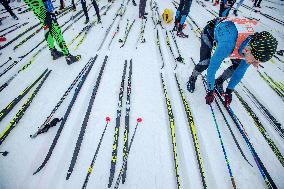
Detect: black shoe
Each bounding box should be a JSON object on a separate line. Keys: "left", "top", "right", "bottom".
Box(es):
{"left": 132, "top": 0, "right": 137, "bottom": 6}
{"left": 177, "top": 31, "right": 188, "bottom": 38}
{"left": 13, "top": 15, "right": 19, "bottom": 20}
{"left": 233, "top": 9, "right": 238, "bottom": 16}
{"left": 140, "top": 15, "right": 147, "bottom": 19}
{"left": 84, "top": 18, "right": 89, "bottom": 24}
{"left": 66, "top": 54, "right": 81, "bottom": 65}
{"left": 187, "top": 76, "right": 197, "bottom": 93}
{"left": 173, "top": 25, "right": 177, "bottom": 31}
{"left": 144, "top": 12, "right": 148, "bottom": 15}
{"left": 215, "top": 78, "right": 224, "bottom": 94}
{"left": 51, "top": 48, "right": 64, "bottom": 60}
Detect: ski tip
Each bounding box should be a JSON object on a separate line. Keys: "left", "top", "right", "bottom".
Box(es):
{"left": 137, "top": 118, "right": 142, "bottom": 123}
{"left": 106, "top": 116, "right": 111, "bottom": 122}
{"left": 33, "top": 168, "right": 41, "bottom": 175}
{"left": 66, "top": 172, "right": 71, "bottom": 180}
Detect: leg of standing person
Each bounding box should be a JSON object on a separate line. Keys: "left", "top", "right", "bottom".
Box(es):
{"left": 81, "top": 0, "right": 89, "bottom": 24}
{"left": 0, "top": 0, "right": 18, "bottom": 19}
{"left": 91, "top": 0, "right": 101, "bottom": 22}
{"left": 187, "top": 27, "right": 214, "bottom": 92}
{"left": 253, "top": 0, "right": 257, "bottom": 7}
{"left": 233, "top": 0, "right": 244, "bottom": 16}
{"left": 256, "top": 0, "right": 262, "bottom": 7}
{"left": 139, "top": 0, "right": 147, "bottom": 18}
{"left": 59, "top": 0, "right": 64, "bottom": 9}
{"left": 23, "top": 0, "right": 81, "bottom": 64}
{"left": 72, "top": 0, "right": 76, "bottom": 10}
{"left": 174, "top": 0, "right": 184, "bottom": 29}
{"left": 177, "top": 0, "right": 192, "bottom": 37}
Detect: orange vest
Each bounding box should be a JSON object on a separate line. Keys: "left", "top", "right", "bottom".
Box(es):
{"left": 225, "top": 18, "right": 258, "bottom": 59}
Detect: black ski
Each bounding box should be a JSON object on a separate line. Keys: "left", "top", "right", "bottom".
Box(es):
{"left": 0, "top": 23, "right": 19, "bottom": 34}
{"left": 0, "top": 69, "right": 51, "bottom": 146}
{"left": 97, "top": 5, "right": 125, "bottom": 51}
{"left": 30, "top": 55, "right": 98, "bottom": 138}
{"left": 156, "top": 29, "right": 164, "bottom": 69}
{"left": 1, "top": 22, "right": 29, "bottom": 37}
{"left": 165, "top": 30, "right": 178, "bottom": 70}
{"left": 120, "top": 19, "right": 136, "bottom": 48}
{"left": 169, "top": 30, "right": 184, "bottom": 63}
{"left": 33, "top": 57, "right": 96, "bottom": 175}
{"left": 66, "top": 55, "right": 109, "bottom": 180}
{"left": 0, "top": 69, "right": 48, "bottom": 121}
{"left": 122, "top": 59, "right": 133, "bottom": 184}
{"left": 108, "top": 61, "right": 128, "bottom": 188}
{"left": 0, "top": 57, "right": 12, "bottom": 69}
{"left": 0, "top": 22, "right": 41, "bottom": 50}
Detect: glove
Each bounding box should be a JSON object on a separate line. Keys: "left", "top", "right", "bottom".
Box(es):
{"left": 223, "top": 88, "right": 233, "bottom": 107}
{"left": 205, "top": 90, "right": 215, "bottom": 105}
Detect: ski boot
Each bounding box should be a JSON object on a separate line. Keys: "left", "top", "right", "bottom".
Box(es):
{"left": 51, "top": 48, "right": 64, "bottom": 60}
{"left": 66, "top": 54, "right": 81, "bottom": 65}
{"left": 177, "top": 30, "right": 188, "bottom": 38}
{"left": 187, "top": 76, "right": 197, "bottom": 93}
{"left": 233, "top": 9, "right": 238, "bottom": 16}
{"left": 215, "top": 77, "right": 225, "bottom": 94}
{"left": 213, "top": 0, "right": 219, "bottom": 6}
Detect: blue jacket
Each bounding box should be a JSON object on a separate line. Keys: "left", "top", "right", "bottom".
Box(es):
{"left": 207, "top": 20, "right": 250, "bottom": 91}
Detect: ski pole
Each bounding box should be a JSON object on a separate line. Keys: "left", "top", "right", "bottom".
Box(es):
{"left": 114, "top": 117, "right": 142, "bottom": 189}
{"left": 82, "top": 117, "right": 111, "bottom": 189}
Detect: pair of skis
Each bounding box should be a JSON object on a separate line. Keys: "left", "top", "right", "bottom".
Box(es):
{"left": 33, "top": 56, "right": 98, "bottom": 175}
{"left": 135, "top": 18, "right": 147, "bottom": 49}
{"left": 30, "top": 56, "right": 97, "bottom": 138}
{"left": 0, "top": 69, "right": 51, "bottom": 146}
{"left": 66, "top": 55, "right": 109, "bottom": 180}
{"left": 108, "top": 59, "right": 137, "bottom": 188}
{"left": 119, "top": 19, "right": 136, "bottom": 48}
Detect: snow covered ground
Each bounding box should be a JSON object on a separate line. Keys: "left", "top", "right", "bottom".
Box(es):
{"left": 0, "top": 0, "right": 283, "bottom": 188}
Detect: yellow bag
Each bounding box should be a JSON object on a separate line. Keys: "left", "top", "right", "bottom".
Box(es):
{"left": 162, "top": 9, "right": 173, "bottom": 24}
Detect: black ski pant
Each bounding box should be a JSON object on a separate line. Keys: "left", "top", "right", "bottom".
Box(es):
{"left": 254, "top": 0, "right": 262, "bottom": 7}
{"left": 191, "top": 26, "right": 214, "bottom": 78}
{"left": 0, "top": 0, "right": 16, "bottom": 17}
{"left": 81, "top": 0, "right": 100, "bottom": 20}
{"left": 175, "top": 0, "right": 192, "bottom": 30}
{"left": 177, "top": 0, "right": 191, "bottom": 16}
{"left": 72, "top": 0, "right": 75, "bottom": 9}
{"left": 139, "top": 0, "right": 147, "bottom": 17}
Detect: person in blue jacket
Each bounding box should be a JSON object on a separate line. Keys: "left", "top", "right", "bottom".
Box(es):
{"left": 173, "top": 0, "right": 192, "bottom": 38}
{"left": 187, "top": 18, "right": 278, "bottom": 106}
{"left": 219, "top": 0, "right": 236, "bottom": 17}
